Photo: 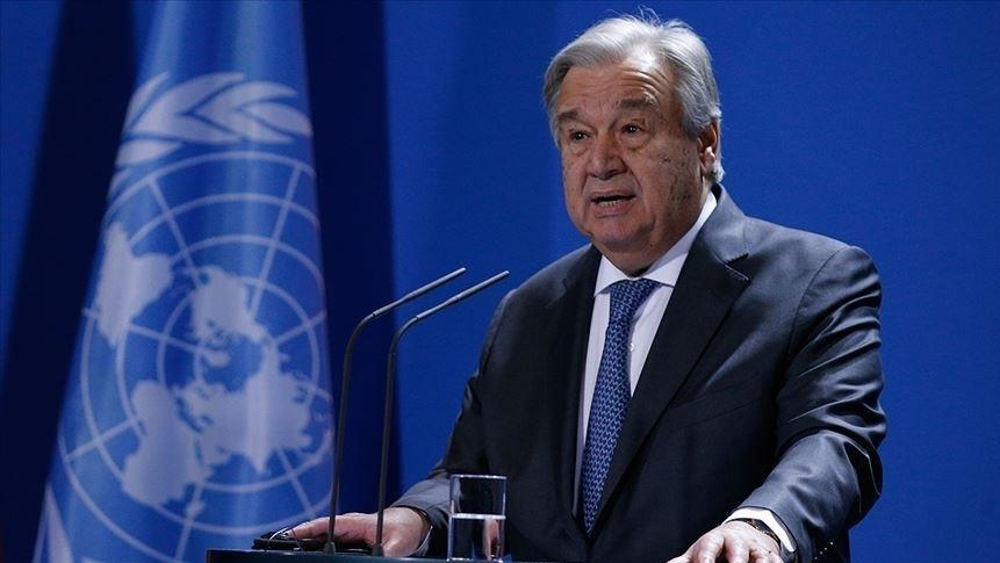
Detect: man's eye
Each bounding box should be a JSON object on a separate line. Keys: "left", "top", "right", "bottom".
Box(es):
{"left": 569, "top": 131, "right": 588, "bottom": 141}
{"left": 623, "top": 124, "right": 642, "bottom": 135}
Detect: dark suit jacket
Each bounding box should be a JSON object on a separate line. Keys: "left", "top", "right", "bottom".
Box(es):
{"left": 396, "top": 186, "right": 885, "bottom": 562}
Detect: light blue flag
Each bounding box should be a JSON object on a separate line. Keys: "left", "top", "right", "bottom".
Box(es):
{"left": 34, "top": 2, "right": 332, "bottom": 561}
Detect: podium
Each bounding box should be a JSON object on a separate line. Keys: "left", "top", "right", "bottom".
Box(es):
{"left": 206, "top": 551, "right": 427, "bottom": 562}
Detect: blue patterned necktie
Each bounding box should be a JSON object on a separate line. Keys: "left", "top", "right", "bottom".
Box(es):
{"left": 580, "top": 278, "right": 660, "bottom": 533}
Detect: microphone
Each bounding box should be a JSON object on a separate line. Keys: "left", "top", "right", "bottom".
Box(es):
{"left": 371, "top": 270, "right": 510, "bottom": 556}
{"left": 325, "top": 267, "right": 467, "bottom": 554}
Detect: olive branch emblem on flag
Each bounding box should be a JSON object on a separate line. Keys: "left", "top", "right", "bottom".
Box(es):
{"left": 111, "top": 72, "right": 313, "bottom": 190}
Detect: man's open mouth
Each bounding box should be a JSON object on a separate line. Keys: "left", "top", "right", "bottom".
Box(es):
{"left": 592, "top": 194, "right": 635, "bottom": 208}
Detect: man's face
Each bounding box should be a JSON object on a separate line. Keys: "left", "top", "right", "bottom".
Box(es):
{"left": 555, "top": 60, "right": 713, "bottom": 275}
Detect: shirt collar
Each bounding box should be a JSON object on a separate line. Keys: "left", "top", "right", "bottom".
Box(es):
{"left": 594, "top": 190, "right": 717, "bottom": 296}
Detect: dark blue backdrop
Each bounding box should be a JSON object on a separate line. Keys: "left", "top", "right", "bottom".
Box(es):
{"left": 2, "top": 2, "right": 998, "bottom": 562}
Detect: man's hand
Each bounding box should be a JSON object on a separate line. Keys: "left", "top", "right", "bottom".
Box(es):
{"left": 666, "top": 521, "right": 782, "bottom": 563}
{"left": 290, "top": 507, "right": 430, "bottom": 557}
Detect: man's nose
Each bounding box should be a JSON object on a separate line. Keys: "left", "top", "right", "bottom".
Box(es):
{"left": 585, "top": 135, "right": 625, "bottom": 181}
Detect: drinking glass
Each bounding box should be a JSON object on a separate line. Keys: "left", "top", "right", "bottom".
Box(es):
{"left": 447, "top": 474, "right": 506, "bottom": 561}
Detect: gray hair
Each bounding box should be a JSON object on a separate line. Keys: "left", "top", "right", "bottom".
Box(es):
{"left": 543, "top": 14, "right": 724, "bottom": 183}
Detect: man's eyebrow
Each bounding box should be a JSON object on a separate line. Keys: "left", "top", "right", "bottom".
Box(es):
{"left": 555, "top": 97, "right": 656, "bottom": 126}
{"left": 555, "top": 109, "right": 580, "bottom": 124}
{"left": 617, "top": 97, "right": 657, "bottom": 112}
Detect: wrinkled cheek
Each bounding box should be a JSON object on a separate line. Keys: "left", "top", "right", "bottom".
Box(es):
{"left": 561, "top": 158, "right": 582, "bottom": 184}
{"left": 670, "top": 146, "right": 699, "bottom": 180}
{"left": 564, "top": 197, "right": 587, "bottom": 233}
{"left": 561, "top": 165, "right": 586, "bottom": 213}
{"left": 563, "top": 196, "right": 579, "bottom": 229}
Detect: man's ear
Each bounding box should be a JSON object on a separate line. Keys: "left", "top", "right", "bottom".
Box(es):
{"left": 696, "top": 121, "right": 720, "bottom": 177}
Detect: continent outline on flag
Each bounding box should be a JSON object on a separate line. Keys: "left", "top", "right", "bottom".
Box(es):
{"left": 37, "top": 4, "right": 336, "bottom": 560}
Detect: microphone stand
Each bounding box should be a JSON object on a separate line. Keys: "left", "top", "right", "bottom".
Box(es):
{"left": 371, "top": 271, "right": 509, "bottom": 556}
{"left": 325, "top": 267, "right": 467, "bottom": 553}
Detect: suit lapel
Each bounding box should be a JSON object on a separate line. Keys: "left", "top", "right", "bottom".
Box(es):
{"left": 541, "top": 246, "right": 600, "bottom": 544}
{"left": 593, "top": 187, "right": 751, "bottom": 530}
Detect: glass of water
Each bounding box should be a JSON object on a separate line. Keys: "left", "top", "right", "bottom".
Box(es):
{"left": 447, "top": 474, "right": 506, "bottom": 561}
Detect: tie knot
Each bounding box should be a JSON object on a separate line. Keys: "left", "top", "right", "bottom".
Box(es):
{"left": 608, "top": 278, "right": 659, "bottom": 325}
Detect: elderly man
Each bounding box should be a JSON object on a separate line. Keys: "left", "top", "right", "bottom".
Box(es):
{"left": 295, "top": 15, "right": 884, "bottom": 563}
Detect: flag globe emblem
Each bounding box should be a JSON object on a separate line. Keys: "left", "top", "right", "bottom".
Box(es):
{"left": 52, "top": 75, "right": 333, "bottom": 561}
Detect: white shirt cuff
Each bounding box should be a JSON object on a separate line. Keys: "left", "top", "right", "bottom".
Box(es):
{"left": 725, "top": 508, "right": 797, "bottom": 554}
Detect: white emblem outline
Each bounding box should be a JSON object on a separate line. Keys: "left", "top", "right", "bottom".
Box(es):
{"left": 57, "top": 146, "right": 333, "bottom": 562}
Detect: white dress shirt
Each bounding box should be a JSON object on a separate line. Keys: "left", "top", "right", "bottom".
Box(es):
{"left": 571, "top": 192, "right": 796, "bottom": 556}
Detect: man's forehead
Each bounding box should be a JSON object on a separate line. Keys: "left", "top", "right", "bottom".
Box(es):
{"left": 556, "top": 65, "right": 669, "bottom": 122}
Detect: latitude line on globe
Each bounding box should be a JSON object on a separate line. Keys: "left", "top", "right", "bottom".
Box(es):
{"left": 77, "top": 308, "right": 206, "bottom": 358}
{"left": 57, "top": 400, "right": 325, "bottom": 544}
{"left": 183, "top": 235, "right": 324, "bottom": 289}
{"left": 65, "top": 418, "right": 136, "bottom": 462}
{"left": 248, "top": 164, "right": 303, "bottom": 319}
{"left": 276, "top": 448, "right": 319, "bottom": 518}
{"left": 169, "top": 193, "right": 319, "bottom": 229}
{"left": 195, "top": 422, "right": 333, "bottom": 494}
{"left": 103, "top": 151, "right": 315, "bottom": 227}
{"left": 73, "top": 154, "right": 332, "bottom": 557}
{"left": 55, "top": 433, "right": 178, "bottom": 563}
{"left": 147, "top": 178, "right": 203, "bottom": 290}
{"left": 127, "top": 193, "right": 319, "bottom": 255}
{"left": 273, "top": 311, "right": 326, "bottom": 346}
{"left": 29, "top": 491, "right": 51, "bottom": 563}
{"left": 75, "top": 316, "right": 132, "bottom": 483}
{"left": 173, "top": 476, "right": 207, "bottom": 560}
{"left": 129, "top": 323, "right": 203, "bottom": 356}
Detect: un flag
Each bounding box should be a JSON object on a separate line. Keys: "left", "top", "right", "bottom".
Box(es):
{"left": 34, "top": 2, "right": 333, "bottom": 561}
